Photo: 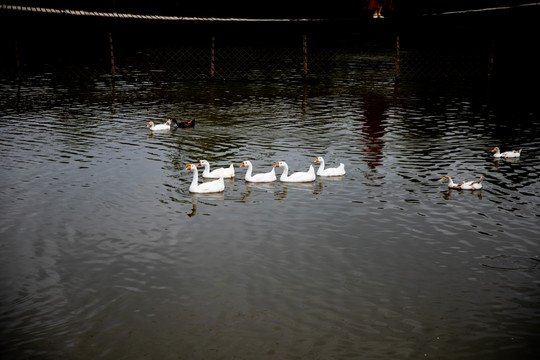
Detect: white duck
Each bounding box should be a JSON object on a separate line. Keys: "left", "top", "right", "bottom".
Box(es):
{"left": 440, "top": 175, "right": 483, "bottom": 190}
{"left": 147, "top": 119, "right": 171, "bottom": 131}
{"left": 314, "top": 156, "right": 346, "bottom": 176}
{"left": 491, "top": 147, "right": 521, "bottom": 158}
{"left": 198, "top": 160, "right": 235, "bottom": 179}
{"left": 275, "top": 161, "right": 316, "bottom": 182}
{"left": 240, "top": 161, "right": 277, "bottom": 182}
{"left": 186, "top": 164, "right": 224, "bottom": 193}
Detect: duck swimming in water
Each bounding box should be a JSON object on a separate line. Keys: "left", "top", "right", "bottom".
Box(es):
{"left": 275, "top": 161, "right": 316, "bottom": 182}
{"left": 491, "top": 147, "right": 521, "bottom": 159}
{"left": 240, "top": 161, "right": 277, "bottom": 182}
{"left": 314, "top": 156, "right": 346, "bottom": 176}
{"left": 171, "top": 118, "right": 195, "bottom": 128}
{"left": 147, "top": 119, "right": 172, "bottom": 131}
{"left": 186, "top": 164, "right": 224, "bottom": 193}
{"left": 198, "top": 160, "right": 235, "bottom": 179}
{"left": 440, "top": 175, "right": 483, "bottom": 190}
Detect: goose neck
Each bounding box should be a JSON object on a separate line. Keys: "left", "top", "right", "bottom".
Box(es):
{"left": 191, "top": 167, "right": 199, "bottom": 186}
{"left": 201, "top": 162, "right": 210, "bottom": 175}
{"left": 245, "top": 163, "right": 253, "bottom": 179}
{"left": 279, "top": 163, "right": 288, "bottom": 179}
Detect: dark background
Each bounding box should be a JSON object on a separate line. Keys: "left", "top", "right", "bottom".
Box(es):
{"left": 1, "top": 1, "right": 538, "bottom": 93}
{"left": 1, "top": 1, "right": 536, "bottom": 18}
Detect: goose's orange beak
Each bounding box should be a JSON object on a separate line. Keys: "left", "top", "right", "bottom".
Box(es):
{"left": 186, "top": 164, "right": 192, "bottom": 170}
{"left": 240, "top": 162, "right": 245, "bottom": 167}
{"left": 439, "top": 177, "right": 446, "bottom": 181}
{"left": 197, "top": 161, "right": 202, "bottom": 166}
{"left": 314, "top": 157, "right": 320, "bottom": 162}
{"left": 275, "top": 163, "right": 280, "bottom": 167}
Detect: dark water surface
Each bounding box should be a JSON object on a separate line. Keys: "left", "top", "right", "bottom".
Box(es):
{"left": 1, "top": 73, "right": 539, "bottom": 359}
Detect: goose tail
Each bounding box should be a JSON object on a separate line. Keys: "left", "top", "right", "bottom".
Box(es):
{"left": 473, "top": 176, "right": 484, "bottom": 184}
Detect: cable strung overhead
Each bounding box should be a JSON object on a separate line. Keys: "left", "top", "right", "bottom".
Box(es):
{"left": 0, "top": 4, "right": 326, "bottom": 22}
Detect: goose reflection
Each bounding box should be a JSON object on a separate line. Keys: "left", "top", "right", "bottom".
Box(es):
{"left": 275, "top": 181, "right": 318, "bottom": 200}
{"left": 315, "top": 176, "right": 342, "bottom": 195}
{"left": 441, "top": 188, "right": 483, "bottom": 200}
{"left": 242, "top": 181, "right": 276, "bottom": 202}
{"left": 148, "top": 131, "right": 174, "bottom": 139}
{"left": 492, "top": 157, "right": 520, "bottom": 167}
{"left": 188, "top": 192, "right": 225, "bottom": 217}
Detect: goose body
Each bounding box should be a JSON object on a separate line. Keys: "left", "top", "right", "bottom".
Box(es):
{"left": 275, "top": 161, "right": 316, "bottom": 182}
{"left": 240, "top": 161, "right": 277, "bottom": 182}
{"left": 147, "top": 120, "right": 171, "bottom": 131}
{"left": 314, "top": 156, "right": 346, "bottom": 176}
{"left": 440, "top": 175, "right": 483, "bottom": 190}
{"left": 492, "top": 147, "right": 521, "bottom": 158}
{"left": 187, "top": 164, "right": 224, "bottom": 193}
{"left": 198, "top": 160, "right": 235, "bottom": 179}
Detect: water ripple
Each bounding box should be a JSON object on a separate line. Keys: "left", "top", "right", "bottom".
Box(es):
{"left": 1, "top": 77, "right": 539, "bottom": 359}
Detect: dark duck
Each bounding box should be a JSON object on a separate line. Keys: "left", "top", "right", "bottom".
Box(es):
{"left": 171, "top": 118, "right": 195, "bottom": 128}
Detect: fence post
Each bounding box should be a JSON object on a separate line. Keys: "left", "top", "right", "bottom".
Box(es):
{"left": 210, "top": 36, "right": 215, "bottom": 80}
{"left": 395, "top": 35, "right": 400, "bottom": 82}
{"left": 303, "top": 34, "right": 308, "bottom": 80}
{"left": 487, "top": 39, "right": 494, "bottom": 77}
{"left": 109, "top": 33, "right": 115, "bottom": 79}
{"left": 15, "top": 39, "right": 21, "bottom": 79}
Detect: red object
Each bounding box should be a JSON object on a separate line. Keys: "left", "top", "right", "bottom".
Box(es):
{"left": 367, "top": 0, "right": 393, "bottom": 11}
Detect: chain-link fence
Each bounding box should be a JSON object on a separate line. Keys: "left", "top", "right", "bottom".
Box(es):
{"left": 129, "top": 44, "right": 343, "bottom": 81}
{"left": 0, "top": 8, "right": 493, "bottom": 83}
{"left": 2, "top": 35, "right": 491, "bottom": 82}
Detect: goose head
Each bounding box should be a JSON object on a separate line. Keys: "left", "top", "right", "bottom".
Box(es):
{"left": 240, "top": 161, "right": 251, "bottom": 168}
{"left": 147, "top": 121, "right": 155, "bottom": 127}
{"left": 439, "top": 175, "right": 452, "bottom": 182}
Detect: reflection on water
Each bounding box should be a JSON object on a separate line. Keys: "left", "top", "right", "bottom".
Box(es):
{"left": 1, "top": 73, "right": 539, "bottom": 359}
{"left": 441, "top": 188, "right": 483, "bottom": 201}
{"left": 362, "top": 91, "right": 388, "bottom": 170}
{"left": 189, "top": 192, "right": 225, "bottom": 217}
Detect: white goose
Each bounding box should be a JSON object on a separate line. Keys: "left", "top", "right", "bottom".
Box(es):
{"left": 314, "top": 156, "right": 346, "bottom": 176}
{"left": 198, "top": 160, "right": 235, "bottom": 179}
{"left": 240, "top": 161, "right": 277, "bottom": 182}
{"left": 440, "top": 175, "right": 483, "bottom": 190}
{"left": 491, "top": 147, "right": 521, "bottom": 158}
{"left": 147, "top": 120, "right": 171, "bottom": 131}
{"left": 187, "top": 164, "right": 224, "bottom": 193}
{"left": 275, "top": 161, "right": 316, "bottom": 182}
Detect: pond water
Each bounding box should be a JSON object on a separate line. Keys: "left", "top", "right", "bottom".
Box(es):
{"left": 1, "top": 72, "right": 539, "bottom": 359}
